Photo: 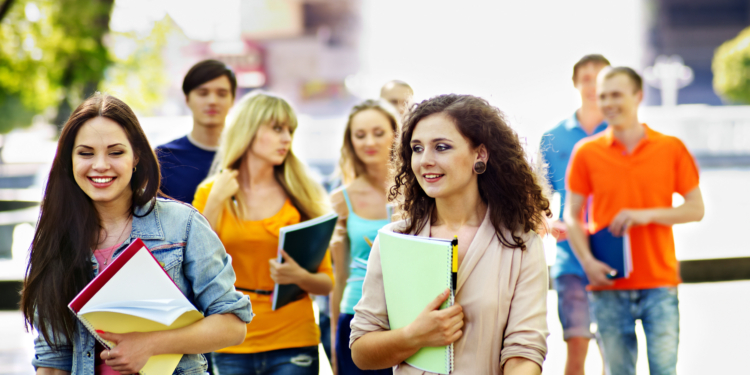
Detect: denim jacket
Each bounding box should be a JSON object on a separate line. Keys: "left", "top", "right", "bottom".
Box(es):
{"left": 32, "top": 198, "right": 253, "bottom": 375}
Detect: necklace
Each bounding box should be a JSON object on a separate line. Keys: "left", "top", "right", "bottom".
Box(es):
{"left": 98, "top": 218, "right": 132, "bottom": 267}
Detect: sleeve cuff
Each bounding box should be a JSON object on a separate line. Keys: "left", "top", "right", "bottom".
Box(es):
{"left": 207, "top": 295, "right": 254, "bottom": 323}
{"left": 500, "top": 344, "right": 546, "bottom": 369}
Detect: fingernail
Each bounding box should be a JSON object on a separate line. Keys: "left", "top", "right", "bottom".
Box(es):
{"left": 95, "top": 330, "right": 104, "bottom": 334}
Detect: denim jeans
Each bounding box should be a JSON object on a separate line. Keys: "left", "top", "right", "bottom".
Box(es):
{"left": 336, "top": 314, "right": 393, "bottom": 375}
{"left": 212, "top": 347, "right": 319, "bottom": 375}
{"left": 589, "top": 287, "right": 679, "bottom": 375}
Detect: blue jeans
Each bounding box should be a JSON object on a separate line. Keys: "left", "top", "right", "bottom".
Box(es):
{"left": 589, "top": 287, "right": 679, "bottom": 375}
{"left": 212, "top": 347, "right": 319, "bottom": 375}
{"left": 336, "top": 314, "right": 393, "bottom": 375}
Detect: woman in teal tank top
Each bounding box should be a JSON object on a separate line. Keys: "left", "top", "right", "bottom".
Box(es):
{"left": 330, "top": 99, "right": 400, "bottom": 374}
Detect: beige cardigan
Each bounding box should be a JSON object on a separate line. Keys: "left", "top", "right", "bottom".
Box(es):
{"left": 349, "top": 209, "right": 549, "bottom": 374}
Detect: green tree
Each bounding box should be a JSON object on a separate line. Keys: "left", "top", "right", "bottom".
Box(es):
{"left": 0, "top": 0, "right": 113, "bottom": 133}
{"left": 100, "top": 15, "right": 177, "bottom": 115}
{"left": 713, "top": 26, "right": 750, "bottom": 104}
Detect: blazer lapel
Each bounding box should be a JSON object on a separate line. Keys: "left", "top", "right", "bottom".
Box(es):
{"left": 456, "top": 208, "right": 494, "bottom": 295}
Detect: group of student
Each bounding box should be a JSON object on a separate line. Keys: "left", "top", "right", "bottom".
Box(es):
{"left": 21, "top": 54, "right": 703, "bottom": 375}
{"left": 542, "top": 55, "right": 704, "bottom": 375}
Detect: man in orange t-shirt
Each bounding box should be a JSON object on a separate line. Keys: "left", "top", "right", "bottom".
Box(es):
{"left": 564, "top": 67, "right": 704, "bottom": 375}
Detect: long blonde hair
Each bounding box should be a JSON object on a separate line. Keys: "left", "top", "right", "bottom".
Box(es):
{"left": 339, "top": 99, "right": 400, "bottom": 184}
{"left": 211, "top": 91, "right": 330, "bottom": 221}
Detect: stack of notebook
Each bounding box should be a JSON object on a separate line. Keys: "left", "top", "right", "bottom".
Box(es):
{"left": 69, "top": 239, "right": 203, "bottom": 375}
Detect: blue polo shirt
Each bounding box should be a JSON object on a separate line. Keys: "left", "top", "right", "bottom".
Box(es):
{"left": 156, "top": 135, "right": 216, "bottom": 204}
{"left": 540, "top": 112, "right": 607, "bottom": 279}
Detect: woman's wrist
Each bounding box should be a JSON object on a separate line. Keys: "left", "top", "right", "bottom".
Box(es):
{"left": 399, "top": 323, "right": 421, "bottom": 351}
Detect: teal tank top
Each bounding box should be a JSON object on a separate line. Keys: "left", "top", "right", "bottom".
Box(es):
{"left": 340, "top": 189, "right": 390, "bottom": 315}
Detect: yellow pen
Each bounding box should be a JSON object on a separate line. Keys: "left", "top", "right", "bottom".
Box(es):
{"left": 451, "top": 236, "right": 458, "bottom": 293}
{"left": 364, "top": 236, "right": 373, "bottom": 247}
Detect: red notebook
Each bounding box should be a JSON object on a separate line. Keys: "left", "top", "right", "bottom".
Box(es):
{"left": 69, "top": 238, "right": 203, "bottom": 375}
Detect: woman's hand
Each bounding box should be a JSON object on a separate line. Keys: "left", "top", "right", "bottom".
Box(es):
{"left": 207, "top": 169, "right": 240, "bottom": 205}
{"left": 98, "top": 331, "right": 154, "bottom": 374}
{"left": 403, "top": 289, "right": 464, "bottom": 348}
{"left": 269, "top": 250, "right": 307, "bottom": 285}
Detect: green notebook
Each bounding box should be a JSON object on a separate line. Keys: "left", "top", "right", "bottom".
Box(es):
{"left": 378, "top": 229, "right": 454, "bottom": 374}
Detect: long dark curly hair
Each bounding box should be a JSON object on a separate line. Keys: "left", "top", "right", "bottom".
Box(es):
{"left": 389, "top": 94, "right": 551, "bottom": 250}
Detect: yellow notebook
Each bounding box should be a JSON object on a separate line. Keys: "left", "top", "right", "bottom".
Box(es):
{"left": 69, "top": 238, "right": 203, "bottom": 375}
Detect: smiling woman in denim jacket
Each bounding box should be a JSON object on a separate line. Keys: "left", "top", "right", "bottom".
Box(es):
{"left": 20, "top": 93, "right": 253, "bottom": 375}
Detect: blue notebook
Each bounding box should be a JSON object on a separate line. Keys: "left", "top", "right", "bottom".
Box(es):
{"left": 589, "top": 229, "right": 632, "bottom": 279}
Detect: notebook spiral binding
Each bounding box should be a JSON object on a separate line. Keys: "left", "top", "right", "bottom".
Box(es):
{"left": 448, "top": 248, "right": 454, "bottom": 374}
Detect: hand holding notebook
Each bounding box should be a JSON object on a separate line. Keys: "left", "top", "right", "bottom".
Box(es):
{"left": 404, "top": 288, "right": 464, "bottom": 348}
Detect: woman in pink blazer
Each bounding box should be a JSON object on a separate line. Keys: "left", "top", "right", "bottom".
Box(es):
{"left": 350, "top": 94, "right": 552, "bottom": 374}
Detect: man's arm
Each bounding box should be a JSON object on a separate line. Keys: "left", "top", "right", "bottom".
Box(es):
{"left": 608, "top": 187, "right": 704, "bottom": 236}
{"left": 563, "top": 191, "right": 614, "bottom": 287}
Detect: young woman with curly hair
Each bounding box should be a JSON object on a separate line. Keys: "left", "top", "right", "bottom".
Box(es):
{"left": 349, "top": 94, "right": 552, "bottom": 374}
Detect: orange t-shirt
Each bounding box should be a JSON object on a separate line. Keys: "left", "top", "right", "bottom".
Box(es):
{"left": 566, "top": 124, "right": 699, "bottom": 291}
{"left": 193, "top": 180, "right": 334, "bottom": 353}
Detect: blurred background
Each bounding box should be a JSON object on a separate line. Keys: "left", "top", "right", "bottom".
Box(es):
{"left": 1, "top": 0, "right": 749, "bottom": 374}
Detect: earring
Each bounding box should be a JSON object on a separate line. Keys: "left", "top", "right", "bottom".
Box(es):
{"left": 133, "top": 166, "right": 137, "bottom": 173}
{"left": 473, "top": 161, "right": 486, "bottom": 174}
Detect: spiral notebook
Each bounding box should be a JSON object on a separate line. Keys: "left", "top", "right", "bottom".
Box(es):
{"left": 377, "top": 229, "right": 454, "bottom": 374}
{"left": 69, "top": 238, "right": 203, "bottom": 375}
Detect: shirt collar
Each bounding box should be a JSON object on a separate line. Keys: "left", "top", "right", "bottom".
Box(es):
{"left": 565, "top": 111, "right": 608, "bottom": 133}
{"left": 604, "top": 123, "right": 653, "bottom": 148}
{"left": 131, "top": 200, "right": 165, "bottom": 239}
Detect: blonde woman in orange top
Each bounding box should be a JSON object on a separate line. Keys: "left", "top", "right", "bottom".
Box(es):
{"left": 193, "top": 92, "right": 333, "bottom": 375}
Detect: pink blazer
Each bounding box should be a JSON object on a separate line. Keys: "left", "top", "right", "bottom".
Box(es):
{"left": 349, "top": 208, "right": 549, "bottom": 374}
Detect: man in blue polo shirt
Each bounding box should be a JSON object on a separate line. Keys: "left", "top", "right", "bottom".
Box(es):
{"left": 540, "top": 54, "right": 610, "bottom": 375}
{"left": 156, "top": 60, "right": 236, "bottom": 204}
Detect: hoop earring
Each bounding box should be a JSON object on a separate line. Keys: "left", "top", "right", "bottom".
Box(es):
{"left": 473, "top": 161, "right": 486, "bottom": 174}
{"left": 133, "top": 166, "right": 137, "bottom": 173}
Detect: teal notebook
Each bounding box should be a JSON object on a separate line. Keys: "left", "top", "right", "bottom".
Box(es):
{"left": 378, "top": 229, "right": 454, "bottom": 374}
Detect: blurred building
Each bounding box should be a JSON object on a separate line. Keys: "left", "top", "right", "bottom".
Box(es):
{"left": 158, "top": 0, "right": 361, "bottom": 118}
{"left": 642, "top": 0, "right": 750, "bottom": 105}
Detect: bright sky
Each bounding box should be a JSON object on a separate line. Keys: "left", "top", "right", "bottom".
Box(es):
{"left": 357, "top": 0, "right": 644, "bottom": 142}
{"left": 110, "top": 0, "right": 644, "bottom": 143}
{"left": 109, "top": 0, "right": 241, "bottom": 40}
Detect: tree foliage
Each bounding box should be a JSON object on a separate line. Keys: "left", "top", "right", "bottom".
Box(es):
{"left": 0, "top": 0, "right": 113, "bottom": 133}
{"left": 99, "top": 15, "right": 176, "bottom": 115}
{"left": 713, "top": 26, "right": 750, "bottom": 104}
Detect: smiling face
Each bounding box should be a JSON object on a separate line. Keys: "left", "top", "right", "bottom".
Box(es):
{"left": 186, "top": 75, "right": 234, "bottom": 128}
{"left": 597, "top": 72, "right": 643, "bottom": 129}
{"left": 249, "top": 120, "right": 293, "bottom": 166}
{"left": 72, "top": 117, "right": 136, "bottom": 207}
{"left": 410, "top": 113, "right": 486, "bottom": 200}
{"left": 350, "top": 109, "right": 395, "bottom": 168}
